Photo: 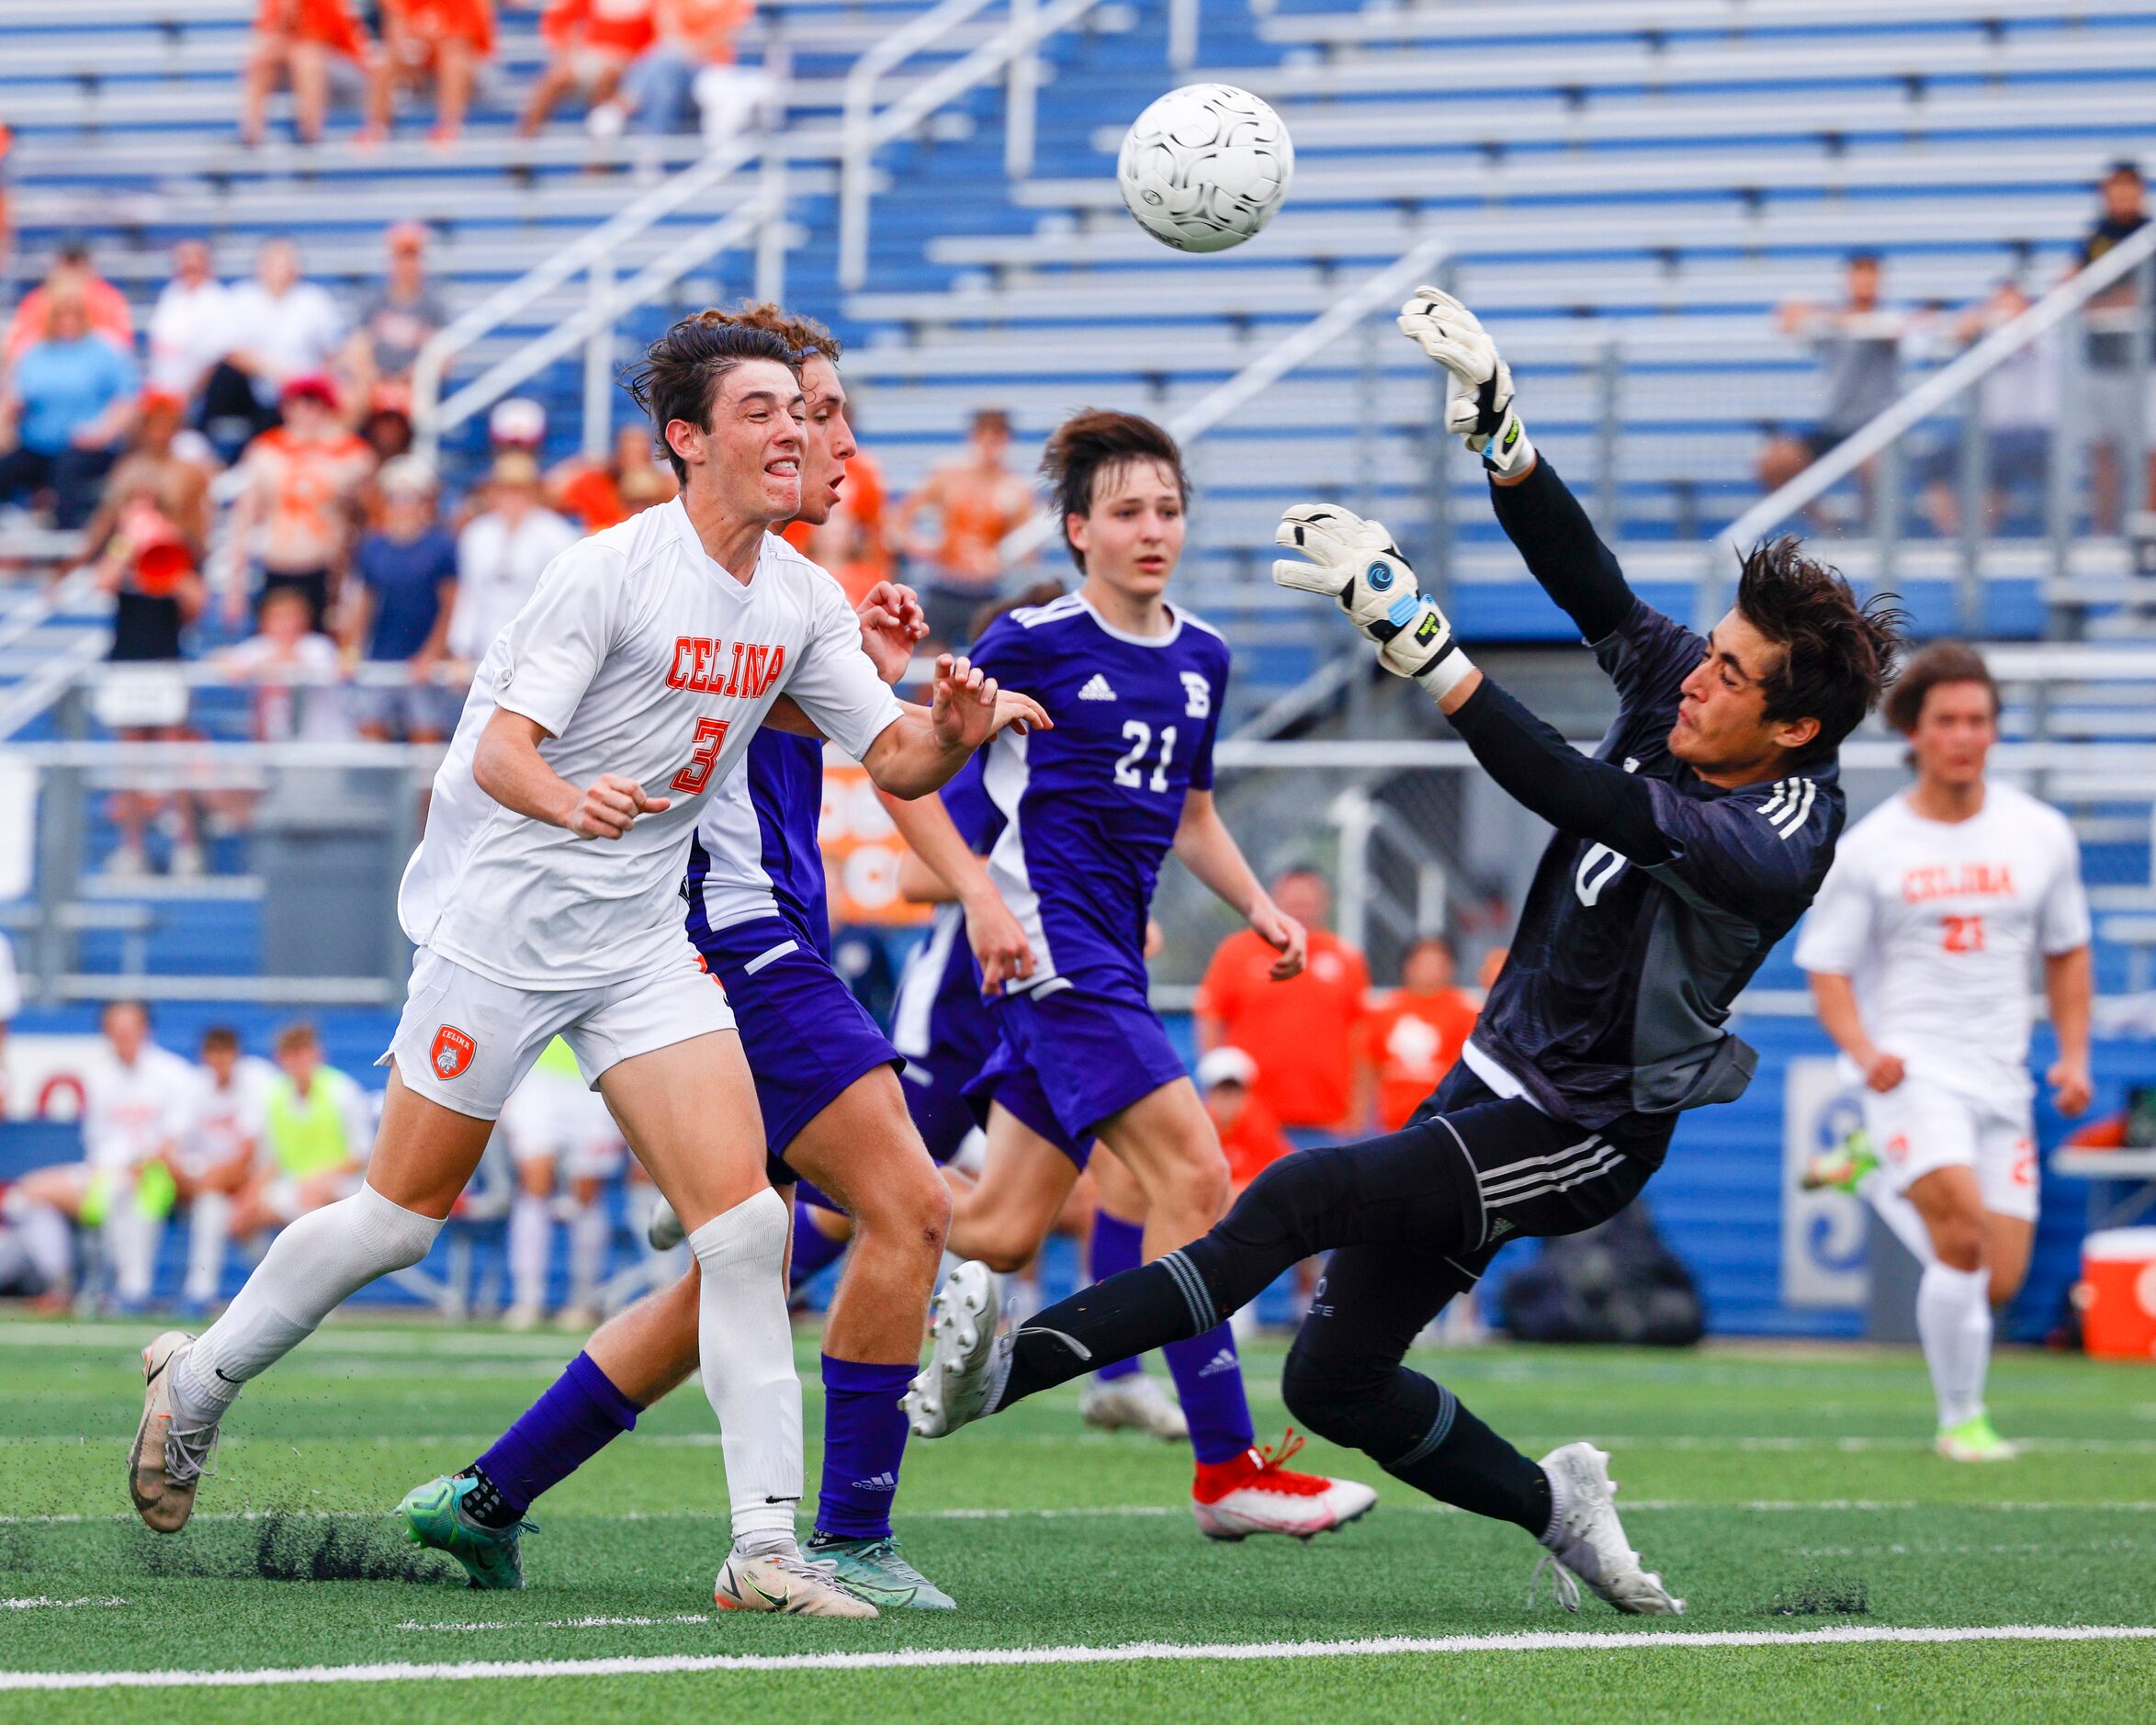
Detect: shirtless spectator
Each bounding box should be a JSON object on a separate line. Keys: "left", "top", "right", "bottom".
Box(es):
{"left": 220, "top": 240, "right": 346, "bottom": 427}
{"left": 220, "top": 375, "right": 375, "bottom": 629}
{"left": 344, "top": 456, "right": 458, "bottom": 740}
{"left": 548, "top": 422, "right": 676, "bottom": 531}
{"left": 892, "top": 408, "right": 1034, "bottom": 646}
{"left": 343, "top": 222, "right": 448, "bottom": 412}
{"left": 6, "top": 241, "right": 133, "bottom": 366}
{"left": 146, "top": 242, "right": 233, "bottom": 408}
{"left": 243, "top": 0, "right": 373, "bottom": 148}
{"left": 446, "top": 450, "right": 576, "bottom": 671}
{"left": 522, "top": 0, "right": 655, "bottom": 138}
{"left": 366, "top": 0, "right": 493, "bottom": 147}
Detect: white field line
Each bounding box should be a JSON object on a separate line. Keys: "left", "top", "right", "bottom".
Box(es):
{"left": 6, "top": 1625, "right": 2156, "bottom": 1691}
{"left": 0, "top": 1597, "right": 125, "bottom": 1611}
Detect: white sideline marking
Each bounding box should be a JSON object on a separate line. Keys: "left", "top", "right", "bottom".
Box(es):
{"left": 5, "top": 1625, "right": 2154, "bottom": 1691}
{"left": 400, "top": 1615, "right": 716, "bottom": 1633}
{"left": 0, "top": 1597, "right": 125, "bottom": 1611}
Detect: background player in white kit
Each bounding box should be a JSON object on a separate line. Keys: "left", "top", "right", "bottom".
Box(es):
{"left": 497, "top": 1037, "right": 626, "bottom": 1331}
{"left": 1796, "top": 642, "right": 2094, "bottom": 1462}
{"left": 172, "top": 1026, "right": 274, "bottom": 1313}
{"left": 128, "top": 318, "right": 1044, "bottom": 1619}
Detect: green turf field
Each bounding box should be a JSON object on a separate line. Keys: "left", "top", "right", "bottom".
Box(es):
{"left": 2, "top": 1317, "right": 2152, "bottom": 1721}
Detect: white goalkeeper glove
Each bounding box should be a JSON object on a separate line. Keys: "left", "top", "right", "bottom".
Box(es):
{"left": 1271, "top": 503, "right": 1476, "bottom": 701}
{"left": 1396, "top": 286, "right": 1535, "bottom": 478}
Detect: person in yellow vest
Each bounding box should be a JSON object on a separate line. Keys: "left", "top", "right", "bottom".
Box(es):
{"left": 496, "top": 1035, "right": 626, "bottom": 1331}
{"left": 231, "top": 1023, "right": 372, "bottom": 1236}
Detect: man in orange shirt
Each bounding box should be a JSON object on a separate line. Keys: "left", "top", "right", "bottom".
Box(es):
{"left": 1357, "top": 935, "right": 1480, "bottom": 1132}
{"left": 243, "top": 0, "right": 372, "bottom": 147}
{"left": 366, "top": 0, "right": 492, "bottom": 145}
{"left": 219, "top": 376, "right": 376, "bottom": 629}
{"left": 1195, "top": 867, "right": 1370, "bottom": 1145}
{"left": 521, "top": 0, "right": 654, "bottom": 137}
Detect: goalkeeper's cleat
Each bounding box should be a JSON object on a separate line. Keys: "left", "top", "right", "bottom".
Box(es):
{"left": 131, "top": 1330, "right": 211, "bottom": 1533}
{"left": 1801, "top": 1130, "right": 1879, "bottom": 1195}
{"left": 902, "top": 1260, "right": 1006, "bottom": 1439}
{"left": 1080, "top": 1372, "right": 1190, "bottom": 1441}
{"left": 1191, "top": 1430, "right": 1378, "bottom": 1541}
{"left": 1936, "top": 1412, "right": 2019, "bottom": 1462}
{"left": 1532, "top": 1442, "right": 1685, "bottom": 1616}
{"left": 804, "top": 1531, "right": 956, "bottom": 1610}
{"left": 647, "top": 1193, "right": 684, "bottom": 1252}
{"left": 714, "top": 1547, "right": 879, "bottom": 1618}
{"left": 400, "top": 1473, "right": 532, "bottom": 1590}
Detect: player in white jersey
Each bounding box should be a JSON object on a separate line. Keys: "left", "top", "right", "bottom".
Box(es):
{"left": 130, "top": 317, "right": 1045, "bottom": 1619}
{"left": 173, "top": 1026, "right": 274, "bottom": 1313}
{"left": 1795, "top": 643, "right": 2093, "bottom": 1461}
{"left": 496, "top": 1036, "right": 626, "bottom": 1330}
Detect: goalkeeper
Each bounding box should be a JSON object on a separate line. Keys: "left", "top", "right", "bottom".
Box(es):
{"left": 906, "top": 289, "right": 1904, "bottom": 1617}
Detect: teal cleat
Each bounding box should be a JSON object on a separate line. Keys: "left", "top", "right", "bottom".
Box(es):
{"left": 803, "top": 1532, "right": 956, "bottom": 1610}
{"left": 400, "top": 1473, "right": 533, "bottom": 1591}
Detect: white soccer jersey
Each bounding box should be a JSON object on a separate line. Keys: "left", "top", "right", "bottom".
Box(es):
{"left": 185, "top": 1055, "right": 275, "bottom": 1175}
{"left": 1794, "top": 783, "right": 2092, "bottom": 1102}
{"left": 82, "top": 1043, "right": 197, "bottom": 1172}
{"left": 400, "top": 504, "right": 904, "bottom": 990}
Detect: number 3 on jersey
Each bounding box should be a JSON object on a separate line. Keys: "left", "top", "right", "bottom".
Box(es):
{"left": 1113, "top": 720, "right": 1178, "bottom": 792}
{"left": 672, "top": 717, "right": 729, "bottom": 795}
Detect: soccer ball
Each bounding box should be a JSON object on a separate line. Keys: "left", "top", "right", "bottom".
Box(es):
{"left": 1117, "top": 84, "right": 1294, "bottom": 254}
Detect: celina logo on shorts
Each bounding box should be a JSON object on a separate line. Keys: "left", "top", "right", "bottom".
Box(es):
{"left": 430, "top": 1025, "right": 477, "bottom": 1081}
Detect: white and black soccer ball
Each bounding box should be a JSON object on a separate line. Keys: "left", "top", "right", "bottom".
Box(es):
{"left": 1117, "top": 84, "right": 1294, "bottom": 254}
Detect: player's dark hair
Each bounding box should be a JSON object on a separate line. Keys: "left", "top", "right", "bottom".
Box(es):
{"left": 1042, "top": 410, "right": 1189, "bottom": 572}
{"left": 968, "top": 579, "right": 1067, "bottom": 642}
{"left": 201, "top": 1025, "right": 240, "bottom": 1054}
{"left": 715, "top": 301, "right": 842, "bottom": 364}
{"left": 626, "top": 313, "right": 801, "bottom": 481}
{"left": 1882, "top": 639, "right": 1998, "bottom": 737}
{"left": 1733, "top": 536, "right": 1905, "bottom": 760}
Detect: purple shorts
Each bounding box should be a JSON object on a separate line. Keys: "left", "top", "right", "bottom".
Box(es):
{"left": 694, "top": 915, "right": 899, "bottom": 1184}
{"left": 965, "top": 982, "right": 1190, "bottom": 1169}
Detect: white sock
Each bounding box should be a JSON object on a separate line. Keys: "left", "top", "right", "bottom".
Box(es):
{"left": 175, "top": 1185, "right": 442, "bottom": 1426}
{"left": 6, "top": 1196, "right": 75, "bottom": 1293}
{"left": 1860, "top": 1171, "right": 1937, "bottom": 1268}
{"left": 107, "top": 1205, "right": 161, "bottom": 1304}
{"left": 686, "top": 1189, "right": 802, "bottom": 1555}
{"left": 508, "top": 1192, "right": 551, "bottom": 1312}
{"left": 185, "top": 1192, "right": 232, "bottom": 1306}
{"left": 1915, "top": 1262, "right": 1992, "bottom": 1428}
{"left": 568, "top": 1201, "right": 610, "bottom": 1310}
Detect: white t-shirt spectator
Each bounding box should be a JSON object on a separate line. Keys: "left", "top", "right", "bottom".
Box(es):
{"left": 222, "top": 279, "right": 345, "bottom": 403}
{"left": 220, "top": 631, "right": 354, "bottom": 743}
{"left": 185, "top": 1054, "right": 275, "bottom": 1178}
{"left": 148, "top": 276, "right": 234, "bottom": 399}
{"left": 449, "top": 506, "right": 581, "bottom": 664}
{"left": 82, "top": 1042, "right": 197, "bottom": 1172}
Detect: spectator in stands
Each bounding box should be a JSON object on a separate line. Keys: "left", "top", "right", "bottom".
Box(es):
{"left": 174, "top": 1026, "right": 271, "bottom": 1313}
{"left": 1354, "top": 934, "right": 1479, "bottom": 1133}
{"left": 522, "top": 0, "right": 655, "bottom": 137}
{"left": 6, "top": 241, "right": 134, "bottom": 366}
{"left": 145, "top": 241, "right": 233, "bottom": 410}
{"left": 1920, "top": 279, "right": 2057, "bottom": 538}
{"left": 0, "top": 1001, "right": 193, "bottom": 1310}
{"left": 345, "top": 456, "right": 458, "bottom": 741}
{"left": 596, "top": 0, "right": 759, "bottom": 166}
{"left": 2075, "top": 160, "right": 2153, "bottom": 533}
{"left": 243, "top": 0, "right": 374, "bottom": 148}
{"left": 1758, "top": 252, "right": 1910, "bottom": 505}
{"left": 0, "top": 289, "right": 139, "bottom": 528}
{"left": 230, "top": 1023, "right": 370, "bottom": 1240}
{"left": 217, "top": 584, "right": 354, "bottom": 746}
{"left": 219, "top": 374, "right": 376, "bottom": 629}
{"left": 360, "top": 403, "right": 416, "bottom": 468}
{"left": 1198, "top": 1045, "right": 1292, "bottom": 1197}
{"left": 220, "top": 239, "right": 347, "bottom": 425}
{"left": 367, "top": 0, "right": 493, "bottom": 147}
{"left": 549, "top": 422, "right": 677, "bottom": 531}
{"left": 0, "top": 119, "right": 13, "bottom": 285}
{"left": 893, "top": 407, "right": 1035, "bottom": 645}
{"left": 1195, "top": 865, "right": 1369, "bottom": 1147}
{"left": 448, "top": 450, "right": 577, "bottom": 670}
{"left": 344, "top": 222, "right": 448, "bottom": 415}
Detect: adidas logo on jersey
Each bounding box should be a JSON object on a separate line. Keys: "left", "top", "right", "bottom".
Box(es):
{"left": 1078, "top": 673, "right": 1118, "bottom": 701}
{"left": 1196, "top": 1347, "right": 1239, "bottom": 1379}
{"left": 851, "top": 1471, "right": 898, "bottom": 1493}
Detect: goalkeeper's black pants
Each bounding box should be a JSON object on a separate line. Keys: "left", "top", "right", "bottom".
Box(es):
{"left": 987, "top": 1064, "right": 1659, "bottom": 1533}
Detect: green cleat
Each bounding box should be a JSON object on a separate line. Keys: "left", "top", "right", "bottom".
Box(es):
{"left": 1800, "top": 1129, "right": 1879, "bottom": 1195}
{"left": 400, "top": 1473, "right": 533, "bottom": 1590}
{"left": 803, "top": 1532, "right": 956, "bottom": 1609}
{"left": 1937, "top": 1412, "right": 2019, "bottom": 1463}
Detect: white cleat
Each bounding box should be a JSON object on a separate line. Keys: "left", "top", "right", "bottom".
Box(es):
{"left": 500, "top": 1302, "right": 545, "bottom": 1333}
{"left": 902, "top": 1261, "right": 1006, "bottom": 1438}
{"left": 647, "top": 1194, "right": 684, "bottom": 1252}
{"left": 1532, "top": 1442, "right": 1685, "bottom": 1616}
{"left": 714, "top": 1548, "right": 879, "bottom": 1618}
{"left": 130, "top": 1331, "right": 216, "bottom": 1533}
{"left": 1080, "top": 1373, "right": 1190, "bottom": 1441}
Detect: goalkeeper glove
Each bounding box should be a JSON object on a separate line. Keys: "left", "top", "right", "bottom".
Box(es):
{"left": 1373, "top": 593, "right": 1476, "bottom": 701}
{"left": 1396, "top": 286, "right": 1535, "bottom": 479}
{"left": 1271, "top": 504, "right": 1477, "bottom": 701}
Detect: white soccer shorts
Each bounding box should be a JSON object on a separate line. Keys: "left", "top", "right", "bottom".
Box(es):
{"left": 1862, "top": 1076, "right": 2038, "bottom": 1223}
{"left": 383, "top": 946, "right": 737, "bottom": 1122}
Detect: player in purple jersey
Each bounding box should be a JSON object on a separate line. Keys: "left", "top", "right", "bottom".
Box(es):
{"left": 899, "top": 410, "right": 1376, "bottom": 1541}
{"left": 399, "top": 308, "right": 1048, "bottom": 1610}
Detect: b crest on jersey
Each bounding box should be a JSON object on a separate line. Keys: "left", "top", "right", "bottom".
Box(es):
{"left": 430, "top": 1024, "right": 476, "bottom": 1080}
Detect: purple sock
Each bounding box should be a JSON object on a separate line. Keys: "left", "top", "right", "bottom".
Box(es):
{"left": 816, "top": 1355, "right": 914, "bottom": 1540}
{"left": 472, "top": 1351, "right": 642, "bottom": 1516}
{"left": 1087, "top": 1211, "right": 1146, "bottom": 1383}
{"left": 790, "top": 1201, "right": 850, "bottom": 1291}
{"left": 1163, "top": 1324, "right": 1256, "bottom": 1465}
